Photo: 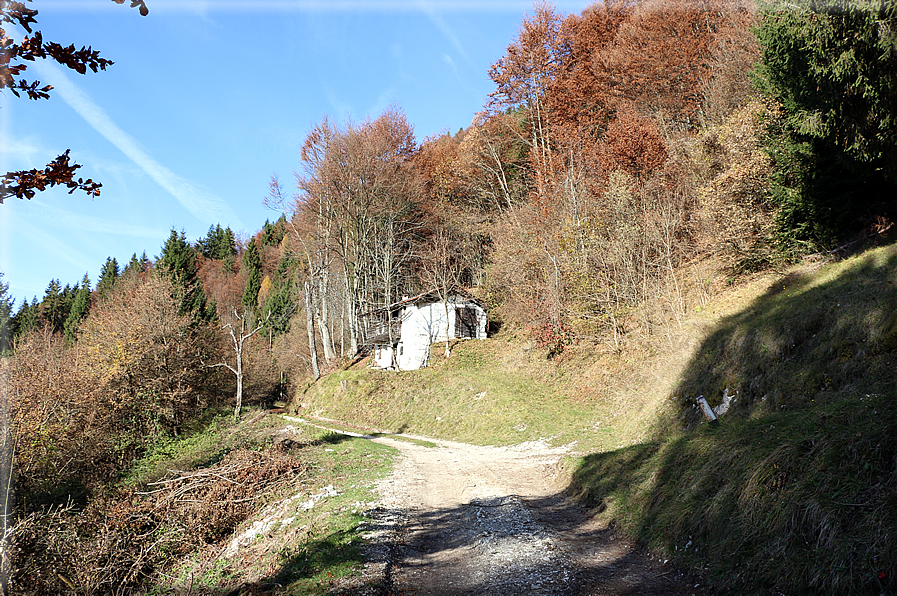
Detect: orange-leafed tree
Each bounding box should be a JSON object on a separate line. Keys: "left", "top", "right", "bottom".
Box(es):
{"left": 487, "top": 1, "right": 567, "bottom": 202}
{"left": 294, "top": 107, "right": 422, "bottom": 356}
{"left": 591, "top": 0, "right": 746, "bottom": 128}
{"left": 545, "top": 2, "right": 629, "bottom": 138}
{"left": 602, "top": 106, "right": 669, "bottom": 179}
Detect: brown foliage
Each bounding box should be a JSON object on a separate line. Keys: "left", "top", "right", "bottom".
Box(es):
{"left": 0, "top": 151, "right": 100, "bottom": 203}
{"left": 198, "top": 253, "right": 247, "bottom": 312}
{"left": 9, "top": 275, "right": 221, "bottom": 510}
{"left": 546, "top": 2, "right": 628, "bottom": 136}
{"left": 701, "top": 4, "right": 760, "bottom": 124}
{"left": 8, "top": 445, "right": 307, "bottom": 595}
{"left": 479, "top": 0, "right": 761, "bottom": 347}
{"left": 77, "top": 274, "right": 217, "bottom": 432}
{"left": 8, "top": 329, "right": 103, "bottom": 500}
{"left": 602, "top": 107, "right": 669, "bottom": 178}
{"left": 295, "top": 106, "right": 424, "bottom": 356}
{"left": 591, "top": 0, "right": 743, "bottom": 127}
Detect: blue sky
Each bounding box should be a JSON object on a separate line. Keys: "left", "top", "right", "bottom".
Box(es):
{"left": 1, "top": 0, "right": 592, "bottom": 303}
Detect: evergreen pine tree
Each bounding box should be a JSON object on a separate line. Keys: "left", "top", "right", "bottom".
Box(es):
{"left": 261, "top": 215, "right": 287, "bottom": 247}
{"left": 0, "top": 272, "right": 12, "bottom": 354}
{"left": 755, "top": 0, "right": 897, "bottom": 245}
{"left": 63, "top": 273, "right": 91, "bottom": 345}
{"left": 97, "top": 256, "right": 120, "bottom": 298}
{"left": 41, "top": 279, "right": 67, "bottom": 333}
{"left": 241, "top": 237, "right": 263, "bottom": 315}
{"left": 198, "top": 224, "right": 238, "bottom": 261}
{"left": 11, "top": 297, "right": 39, "bottom": 339}
{"left": 158, "top": 229, "right": 215, "bottom": 323}
{"left": 262, "top": 257, "right": 296, "bottom": 336}
{"left": 122, "top": 252, "right": 146, "bottom": 279}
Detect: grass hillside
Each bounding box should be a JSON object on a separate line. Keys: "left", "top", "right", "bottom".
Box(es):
{"left": 573, "top": 242, "right": 897, "bottom": 595}
{"left": 293, "top": 239, "right": 897, "bottom": 595}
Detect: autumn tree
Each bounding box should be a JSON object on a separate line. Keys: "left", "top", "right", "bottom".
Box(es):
{"left": 0, "top": 0, "right": 148, "bottom": 203}
{"left": 295, "top": 107, "right": 422, "bottom": 356}
{"left": 487, "top": 1, "right": 567, "bottom": 202}
{"left": 592, "top": 0, "right": 744, "bottom": 127}
{"left": 418, "top": 212, "right": 474, "bottom": 358}
{"left": 602, "top": 106, "right": 669, "bottom": 178}
{"left": 10, "top": 272, "right": 215, "bottom": 513}
{"left": 77, "top": 273, "right": 216, "bottom": 434}
{"left": 9, "top": 328, "right": 95, "bottom": 503}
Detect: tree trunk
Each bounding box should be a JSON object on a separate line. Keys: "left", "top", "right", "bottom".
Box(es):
{"left": 305, "top": 281, "right": 320, "bottom": 381}
{"left": 346, "top": 270, "right": 359, "bottom": 355}
{"left": 443, "top": 297, "right": 451, "bottom": 358}
{"left": 233, "top": 371, "right": 243, "bottom": 420}
{"left": 317, "top": 269, "right": 336, "bottom": 361}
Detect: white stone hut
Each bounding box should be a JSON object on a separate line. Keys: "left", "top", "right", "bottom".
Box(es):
{"left": 364, "top": 288, "right": 487, "bottom": 371}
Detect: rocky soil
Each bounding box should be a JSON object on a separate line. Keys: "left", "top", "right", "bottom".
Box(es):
{"left": 308, "top": 421, "right": 710, "bottom": 596}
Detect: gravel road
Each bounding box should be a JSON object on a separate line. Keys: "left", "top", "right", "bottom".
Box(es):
{"left": 300, "top": 420, "right": 710, "bottom": 596}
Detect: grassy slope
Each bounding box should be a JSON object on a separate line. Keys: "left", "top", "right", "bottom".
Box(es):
{"left": 294, "top": 240, "right": 897, "bottom": 595}
{"left": 573, "top": 243, "right": 897, "bottom": 596}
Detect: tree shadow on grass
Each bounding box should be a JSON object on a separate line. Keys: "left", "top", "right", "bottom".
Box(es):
{"left": 666, "top": 246, "right": 897, "bottom": 429}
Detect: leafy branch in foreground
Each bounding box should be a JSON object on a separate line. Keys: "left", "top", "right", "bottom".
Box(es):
{"left": 0, "top": 150, "right": 100, "bottom": 203}
{"left": 0, "top": 0, "right": 148, "bottom": 203}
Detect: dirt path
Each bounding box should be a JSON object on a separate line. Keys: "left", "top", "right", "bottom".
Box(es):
{"left": 295, "top": 418, "right": 708, "bottom": 596}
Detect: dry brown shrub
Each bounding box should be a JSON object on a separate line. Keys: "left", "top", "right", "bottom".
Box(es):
{"left": 8, "top": 445, "right": 308, "bottom": 595}
{"left": 690, "top": 100, "right": 777, "bottom": 268}
{"left": 139, "top": 447, "right": 307, "bottom": 545}
{"left": 8, "top": 328, "right": 108, "bottom": 501}
{"left": 9, "top": 274, "right": 224, "bottom": 515}
{"left": 77, "top": 273, "right": 219, "bottom": 433}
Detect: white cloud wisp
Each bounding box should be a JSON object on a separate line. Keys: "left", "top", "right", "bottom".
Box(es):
{"left": 31, "top": 58, "right": 242, "bottom": 228}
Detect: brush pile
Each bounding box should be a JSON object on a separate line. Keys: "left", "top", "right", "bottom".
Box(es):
{"left": 9, "top": 444, "right": 308, "bottom": 595}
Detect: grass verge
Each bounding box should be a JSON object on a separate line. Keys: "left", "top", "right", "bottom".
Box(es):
{"left": 293, "top": 338, "right": 627, "bottom": 451}
{"left": 570, "top": 242, "right": 897, "bottom": 595}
